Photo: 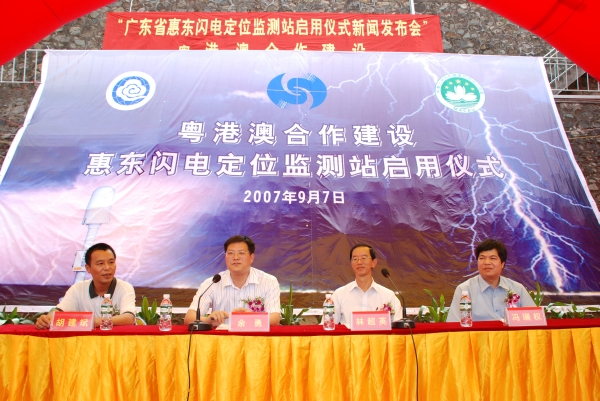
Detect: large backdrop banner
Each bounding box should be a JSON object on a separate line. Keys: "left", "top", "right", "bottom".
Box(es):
{"left": 1, "top": 50, "right": 599, "bottom": 304}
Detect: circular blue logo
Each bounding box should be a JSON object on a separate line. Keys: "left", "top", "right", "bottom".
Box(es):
{"left": 267, "top": 73, "right": 327, "bottom": 109}
{"left": 106, "top": 71, "right": 156, "bottom": 110}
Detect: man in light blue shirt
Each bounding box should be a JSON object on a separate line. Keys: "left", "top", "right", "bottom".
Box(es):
{"left": 447, "top": 239, "right": 536, "bottom": 322}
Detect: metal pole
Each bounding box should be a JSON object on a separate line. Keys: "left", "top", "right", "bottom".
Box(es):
{"left": 410, "top": 0, "right": 415, "bottom": 14}
{"left": 23, "top": 51, "right": 27, "bottom": 82}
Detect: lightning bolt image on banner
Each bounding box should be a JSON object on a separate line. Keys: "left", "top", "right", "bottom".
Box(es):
{"left": 0, "top": 50, "right": 598, "bottom": 304}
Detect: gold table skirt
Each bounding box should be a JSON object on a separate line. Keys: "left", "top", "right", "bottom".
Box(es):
{"left": 1, "top": 323, "right": 599, "bottom": 401}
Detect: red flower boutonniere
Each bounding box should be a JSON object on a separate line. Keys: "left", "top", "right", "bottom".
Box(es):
{"left": 505, "top": 290, "right": 520, "bottom": 308}
{"left": 242, "top": 297, "right": 265, "bottom": 312}
{"left": 377, "top": 302, "right": 395, "bottom": 315}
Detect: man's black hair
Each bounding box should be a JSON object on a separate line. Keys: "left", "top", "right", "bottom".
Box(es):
{"left": 349, "top": 243, "right": 377, "bottom": 260}
{"left": 475, "top": 239, "right": 507, "bottom": 263}
{"left": 224, "top": 235, "right": 256, "bottom": 254}
{"left": 85, "top": 243, "right": 116, "bottom": 265}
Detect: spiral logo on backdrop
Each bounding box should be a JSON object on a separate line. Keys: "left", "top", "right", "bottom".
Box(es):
{"left": 106, "top": 71, "right": 156, "bottom": 110}
{"left": 267, "top": 73, "right": 327, "bottom": 109}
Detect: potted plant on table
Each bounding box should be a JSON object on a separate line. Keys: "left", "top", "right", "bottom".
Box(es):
{"left": 280, "top": 283, "right": 309, "bottom": 326}
{"left": 136, "top": 296, "right": 159, "bottom": 325}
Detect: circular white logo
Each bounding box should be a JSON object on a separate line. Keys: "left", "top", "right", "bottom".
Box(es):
{"left": 435, "top": 73, "right": 485, "bottom": 113}
{"left": 106, "top": 71, "right": 156, "bottom": 111}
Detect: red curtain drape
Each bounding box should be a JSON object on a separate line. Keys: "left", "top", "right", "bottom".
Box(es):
{"left": 0, "top": 0, "right": 113, "bottom": 65}
{"left": 472, "top": 0, "right": 600, "bottom": 79}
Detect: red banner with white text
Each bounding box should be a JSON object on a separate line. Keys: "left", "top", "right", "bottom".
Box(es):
{"left": 102, "top": 12, "right": 443, "bottom": 52}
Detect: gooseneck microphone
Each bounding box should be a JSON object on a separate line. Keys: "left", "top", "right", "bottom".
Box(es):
{"left": 188, "top": 274, "right": 221, "bottom": 331}
{"left": 381, "top": 268, "right": 416, "bottom": 329}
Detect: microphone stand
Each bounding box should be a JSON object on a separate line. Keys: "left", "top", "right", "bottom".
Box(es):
{"left": 381, "top": 268, "right": 416, "bottom": 329}
{"left": 188, "top": 274, "right": 221, "bottom": 331}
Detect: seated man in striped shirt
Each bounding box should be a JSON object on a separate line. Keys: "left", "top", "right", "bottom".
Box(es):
{"left": 183, "top": 235, "right": 281, "bottom": 327}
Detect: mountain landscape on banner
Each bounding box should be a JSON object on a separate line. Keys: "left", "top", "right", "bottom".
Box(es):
{"left": 0, "top": 50, "right": 598, "bottom": 306}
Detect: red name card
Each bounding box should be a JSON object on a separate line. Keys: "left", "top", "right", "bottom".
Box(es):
{"left": 504, "top": 307, "right": 547, "bottom": 327}
{"left": 350, "top": 310, "right": 391, "bottom": 331}
{"left": 229, "top": 312, "right": 270, "bottom": 332}
{"left": 50, "top": 311, "right": 94, "bottom": 331}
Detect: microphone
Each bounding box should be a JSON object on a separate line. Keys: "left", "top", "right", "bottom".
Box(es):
{"left": 381, "top": 268, "right": 416, "bottom": 329}
{"left": 188, "top": 274, "right": 221, "bottom": 331}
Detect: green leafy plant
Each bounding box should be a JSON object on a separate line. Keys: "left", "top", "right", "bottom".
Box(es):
{"left": 545, "top": 302, "right": 600, "bottom": 319}
{"left": 136, "top": 296, "right": 159, "bottom": 325}
{"left": 0, "top": 305, "right": 35, "bottom": 326}
{"left": 280, "top": 283, "right": 309, "bottom": 326}
{"left": 528, "top": 281, "right": 544, "bottom": 306}
{"left": 416, "top": 289, "right": 449, "bottom": 323}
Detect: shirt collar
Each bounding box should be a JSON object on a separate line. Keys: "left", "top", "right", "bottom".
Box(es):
{"left": 477, "top": 275, "right": 507, "bottom": 291}
{"left": 350, "top": 279, "right": 375, "bottom": 292}
{"left": 497, "top": 277, "right": 510, "bottom": 290}
{"left": 222, "top": 267, "right": 257, "bottom": 288}
{"left": 89, "top": 277, "right": 117, "bottom": 299}
{"left": 247, "top": 267, "right": 258, "bottom": 284}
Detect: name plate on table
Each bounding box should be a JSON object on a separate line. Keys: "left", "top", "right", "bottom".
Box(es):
{"left": 504, "top": 307, "right": 547, "bottom": 327}
{"left": 350, "top": 310, "right": 391, "bottom": 331}
{"left": 229, "top": 312, "right": 270, "bottom": 332}
{"left": 50, "top": 311, "right": 94, "bottom": 331}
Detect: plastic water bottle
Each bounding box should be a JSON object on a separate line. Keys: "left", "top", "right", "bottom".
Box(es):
{"left": 323, "top": 294, "right": 335, "bottom": 331}
{"left": 459, "top": 290, "right": 472, "bottom": 327}
{"left": 100, "top": 294, "right": 113, "bottom": 330}
{"left": 159, "top": 294, "right": 172, "bottom": 331}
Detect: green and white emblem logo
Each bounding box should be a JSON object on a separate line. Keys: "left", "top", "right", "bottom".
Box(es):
{"left": 435, "top": 73, "right": 485, "bottom": 113}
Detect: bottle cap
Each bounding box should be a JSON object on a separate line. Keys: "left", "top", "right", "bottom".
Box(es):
{"left": 164, "top": 294, "right": 170, "bottom": 299}
{"left": 461, "top": 290, "right": 469, "bottom": 296}
{"left": 104, "top": 294, "right": 111, "bottom": 298}
{"left": 325, "top": 294, "right": 332, "bottom": 299}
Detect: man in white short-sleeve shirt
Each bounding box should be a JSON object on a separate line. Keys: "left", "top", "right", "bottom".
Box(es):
{"left": 35, "top": 243, "right": 136, "bottom": 329}
{"left": 332, "top": 244, "right": 402, "bottom": 326}
{"left": 184, "top": 235, "right": 281, "bottom": 327}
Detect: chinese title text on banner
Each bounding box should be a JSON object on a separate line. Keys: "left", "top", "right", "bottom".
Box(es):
{"left": 102, "top": 12, "right": 443, "bottom": 52}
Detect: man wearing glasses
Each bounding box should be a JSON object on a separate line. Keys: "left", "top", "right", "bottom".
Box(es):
{"left": 184, "top": 235, "right": 281, "bottom": 327}
{"left": 331, "top": 244, "right": 403, "bottom": 326}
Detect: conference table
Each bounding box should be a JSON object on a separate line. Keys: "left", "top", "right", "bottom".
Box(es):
{"left": 1, "top": 319, "right": 599, "bottom": 401}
